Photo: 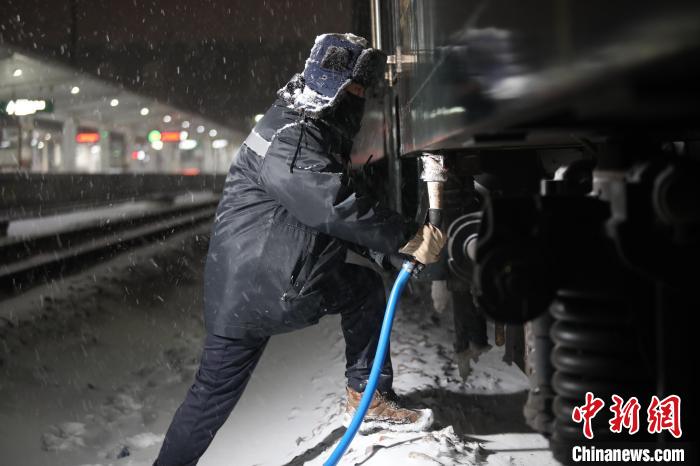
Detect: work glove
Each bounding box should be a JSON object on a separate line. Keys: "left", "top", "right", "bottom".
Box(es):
{"left": 399, "top": 224, "right": 446, "bottom": 265}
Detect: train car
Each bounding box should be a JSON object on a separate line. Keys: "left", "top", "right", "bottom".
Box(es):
{"left": 352, "top": 0, "right": 700, "bottom": 462}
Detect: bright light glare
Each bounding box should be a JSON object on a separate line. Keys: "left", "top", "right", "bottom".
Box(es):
{"left": 212, "top": 139, "right": 228, "bottom": 149}
{"left": 182, "top": 120, "right": 190, "bottom": 129}
{"left": 140, "top": 107, "right": 150, "bottom": 116}
{"left": 254, "top": 114, "right": 264, "bottom": 123}
{"left": 151, "top": 140, "right": 164, "bottom": 150}
{"left": 5, "top": 99, "right": 46, "bottom": 116}
{"left": 110, "top": 99, "right": 119, "bottom": 107}
{"left": 196, "top": 125, "right": 205, "bottom": 134}
{"left": 180, "top": 131, "right": 188, "bottom": 141}
{"left": 12, "top": 68, "right": 22, "bottom": 77}
{"left": 208, "top": 129, "right": 218, "bottom": 137}
{"left": 179, "top": 139, "right": 197, "bottom": 150}
{"left": 163, "top": 115, "right": 172, "bottom": 123}
{"left": 71, "top": 86, "right": 80, "bottom": 95}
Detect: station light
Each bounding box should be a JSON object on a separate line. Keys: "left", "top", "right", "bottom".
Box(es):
{"left": 163, "top": 114, "right": 172, "bottom": 123}
{"left": 160, "top": 131, "right": 181, "bottom": 142}
{"left": 254, "top": 114, "right": 264, "bottom": 123}
{"left": 179, "top": 139, "right": 197, "bottom": 150}
{"left": 131, "top": 150, "right": 146, "bottom": 161}
{"left": 212, "top": 139, "right": 228, "bottom": 149}
{"left": 182, "top": 167, "right": 200, "bottom": 176}
{"left": 147, "top": 130, "right": 162, "bottom": 143}
{"left": 208, "top": 129, "right": 217, "bottom": 137}
{"left": 71, "top": 86, "right": 80, "bottom": 95}
{"left": 4, "top": 99, "right": 48, "bottom": 116}
{"left": 75, "top": 132, "right": 100, "bottom": 143}
{"left": 182, "top": 120, "right": 190, "bottom": 129}
{"left": 151, "top": 140, "right": 164, "bottom": 150}
{"left": 110, "top": 99, "right": 119, "bottom": 107}
{"left": 196, "top": 125, "right": 205, "bottom": 134}
{"left": 149, "top": 130, "right": 186, "bottom": 143}
{"left": 140, "top": 107, "right": 150, "bottom": 116}
{"left": 12, "top": 68, "right": 22, "bottom": 78}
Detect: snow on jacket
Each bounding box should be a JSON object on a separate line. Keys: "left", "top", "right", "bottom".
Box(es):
{"left": 203, "top": 97, "right": 416, "bottom": 339}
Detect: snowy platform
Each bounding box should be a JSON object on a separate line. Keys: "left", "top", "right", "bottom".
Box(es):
{"left": 0, "top": 230, "right": 557, "bottom": 466}
{"left": 5, "top": 191, "right": 218, "bottom": 239}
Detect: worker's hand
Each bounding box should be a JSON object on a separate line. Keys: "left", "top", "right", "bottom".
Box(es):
{"left": 399, "top": 224, "right": 446, "bottom": 265}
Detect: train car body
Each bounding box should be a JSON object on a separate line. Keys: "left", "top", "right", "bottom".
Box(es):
{"left": 352, "top": 1, "right": 700, "bottom": 462}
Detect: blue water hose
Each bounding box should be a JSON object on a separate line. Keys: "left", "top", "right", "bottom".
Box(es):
{"left": 323, "top": 260, "right": 416, "bottom": 466}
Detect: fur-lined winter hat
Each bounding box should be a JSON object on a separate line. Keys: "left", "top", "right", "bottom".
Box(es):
{"left": 278, "top": 33, "right": 387, "bottom": 116}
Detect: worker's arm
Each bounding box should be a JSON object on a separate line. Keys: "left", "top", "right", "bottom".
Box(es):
{"left": 258, "top": 122, "right": 416, "bottom": 254}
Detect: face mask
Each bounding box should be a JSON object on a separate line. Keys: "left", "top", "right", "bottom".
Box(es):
{"left": 324, "top": 90, "right": 366, "bottom": 138}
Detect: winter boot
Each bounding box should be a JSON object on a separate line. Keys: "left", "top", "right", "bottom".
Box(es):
{"left": 343, "top": 387, "right": 433, "bottom": 434}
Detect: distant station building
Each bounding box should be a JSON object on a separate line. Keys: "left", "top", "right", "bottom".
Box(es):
{"left": 0, "top": 46, "right": 243, "bottom": 175}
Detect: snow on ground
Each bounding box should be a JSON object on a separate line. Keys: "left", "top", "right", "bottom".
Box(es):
{"left": 5, "top": 191, "right": 217, "bottom": 239}
{"left": 0, "top": 229, "right": 557, "bottom": 466}
{"left": 276, "top": 283, "right": 556, "bottom": 466}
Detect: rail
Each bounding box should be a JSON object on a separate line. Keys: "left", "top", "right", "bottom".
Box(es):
{"left": 0, "top": 173, "right": 226, "bottom": 297}
{"left": 0, "top": 172, "right": 225, "bottom": 235}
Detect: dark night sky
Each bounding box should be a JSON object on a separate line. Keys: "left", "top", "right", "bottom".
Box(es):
{"left": 1, "top": 0, "right": 369, "bottom": 130}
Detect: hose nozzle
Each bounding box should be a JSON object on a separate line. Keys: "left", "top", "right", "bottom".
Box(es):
{"left": 421, "top": 153, "right": 447, "bottom": 226}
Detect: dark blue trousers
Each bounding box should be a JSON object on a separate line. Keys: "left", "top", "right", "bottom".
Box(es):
{"left": 155, "top": 268, "right": 391, "bottom": 466}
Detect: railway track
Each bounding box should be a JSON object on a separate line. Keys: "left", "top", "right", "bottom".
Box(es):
{"left": 0, "top": 198, "right": 217, "bottom": 299}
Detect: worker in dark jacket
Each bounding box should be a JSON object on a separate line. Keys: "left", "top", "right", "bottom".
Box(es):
{"left": 155, "top": 33, "right": 445, "bottom": 466}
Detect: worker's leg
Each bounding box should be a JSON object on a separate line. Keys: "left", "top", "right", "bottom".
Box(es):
{"left": 154, "top": 333, "right": 268, "bottom": 466}
{"left": 332, "top": 264, "right": 433, "bottom": 432}
{"left": 335, "top": 267, "right": 393, "bottom": 393}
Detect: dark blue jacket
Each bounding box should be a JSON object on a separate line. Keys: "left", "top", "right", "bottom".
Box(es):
{"left": 203, "top": 98, "right": 416, "bottom": 339}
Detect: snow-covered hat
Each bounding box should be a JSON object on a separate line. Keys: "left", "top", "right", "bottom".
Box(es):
{"left": 278, "top": 33, "right": 387, "bottom": 116}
